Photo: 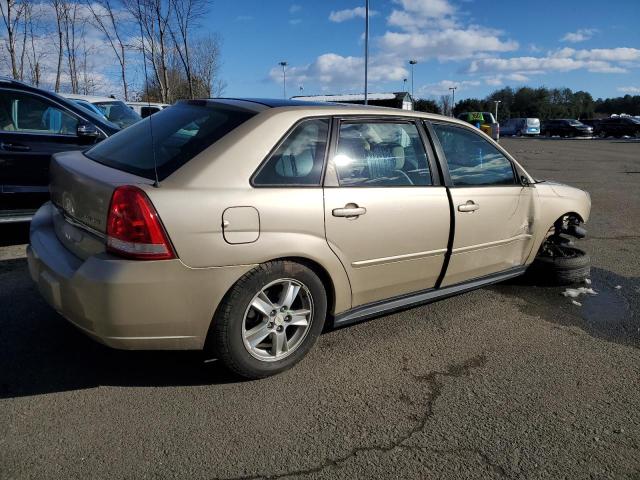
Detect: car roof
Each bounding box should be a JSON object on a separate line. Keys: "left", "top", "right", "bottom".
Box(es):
{"left": 126, "top": 101, "right": 170, "bottom": 107}
{"left": 184, "top": 97, "right": 458, "bottom": 123}
{"left": 63, "top": 93, "right": 122, "bottom": 103}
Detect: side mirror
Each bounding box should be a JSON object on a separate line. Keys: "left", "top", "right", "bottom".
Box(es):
{"left": 77, "top": 122, "right": 99, "bottom": 138}
{"left": 520, "top": 175, "right": 531, "bottom": 186}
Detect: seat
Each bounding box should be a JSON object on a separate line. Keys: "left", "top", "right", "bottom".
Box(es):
{"left": 365, "top": 143, "right": 412, "bottom": 185}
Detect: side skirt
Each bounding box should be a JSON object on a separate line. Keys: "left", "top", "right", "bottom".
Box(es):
{"left": 333, "top": 266, "right": 526, "bottom": 328}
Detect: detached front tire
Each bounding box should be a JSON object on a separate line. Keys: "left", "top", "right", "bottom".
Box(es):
{"left": 529, "top": 246, "right": 590, "bottom": 286}
{"left": 209, "top": 260, "right": 327, "bottom": 379}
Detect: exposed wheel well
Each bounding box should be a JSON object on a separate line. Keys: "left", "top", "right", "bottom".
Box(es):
{"left": 549, "top": 211, "right": 584, "bottom": 232}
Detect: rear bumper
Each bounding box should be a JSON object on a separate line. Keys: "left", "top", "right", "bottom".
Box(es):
{"left": 28, "top": 203, "right": 253, "bottom": 350}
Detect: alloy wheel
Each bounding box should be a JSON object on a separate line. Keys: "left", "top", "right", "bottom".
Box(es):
{"left": 242, "top": 278, "right": 314, "bottom": 362}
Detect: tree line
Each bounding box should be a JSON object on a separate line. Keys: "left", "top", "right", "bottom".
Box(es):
{"left": 0, "top": 0, "right": 225, "bottom": 103}
{"left": 414, "top": 86, "right": 640, "bottom": 120}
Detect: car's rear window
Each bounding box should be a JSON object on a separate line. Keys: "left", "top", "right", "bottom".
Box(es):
{"left": 85, "top": 102, "right": 256, "bottom": 180}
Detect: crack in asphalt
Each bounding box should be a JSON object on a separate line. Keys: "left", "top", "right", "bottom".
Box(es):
{"left": 213, "top": 354, "right": 491, "bottom": 480}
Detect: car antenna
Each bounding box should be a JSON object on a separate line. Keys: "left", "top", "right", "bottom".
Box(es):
{"left": 136, "top": 0, "right": 159, "bottom": 188}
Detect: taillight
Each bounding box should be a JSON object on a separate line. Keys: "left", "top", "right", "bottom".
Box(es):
{"left": 106, "top": 186, "right": 176, "bottom": 260}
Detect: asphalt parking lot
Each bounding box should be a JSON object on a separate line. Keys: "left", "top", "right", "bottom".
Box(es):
{"left": 1, "top": 138, "right": 639, "bottom": 480}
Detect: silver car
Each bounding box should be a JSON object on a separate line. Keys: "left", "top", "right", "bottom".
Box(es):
{"left": 28, "top": 99, "right": 591, "bottom": 378}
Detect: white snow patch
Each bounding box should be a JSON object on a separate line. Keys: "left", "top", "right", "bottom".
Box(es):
{"left": 584, "top": 278, "right": 592, "bottom": 285}
{"left": 562, "top": 287, "right": 598, "bottom": 298}
{"left": 614, "top": 285, "right": 622, "bottom": 290}
{"left": 571, "top": 300, "right": 582, "bottom": 306}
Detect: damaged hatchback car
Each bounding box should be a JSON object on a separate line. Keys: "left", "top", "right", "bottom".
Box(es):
{"left": 27, "top": 99, "right": 591, "bottom": 379}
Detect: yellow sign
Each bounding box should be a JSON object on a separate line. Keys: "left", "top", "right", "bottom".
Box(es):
{"left": 469, "top": 112, "right": 484, "bottom": 122}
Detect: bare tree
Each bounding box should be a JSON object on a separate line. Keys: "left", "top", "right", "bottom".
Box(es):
{"left": 85, "top": 0, "right": 132, "bottom": 100}
{"left": 191, "top": 33, "right": 224, "bottom": 97}
{"left": 51, "top": 0, "right": 65, "bottom": 91}
{"left": 168, "top": 0, "right": 208, "bottom": 99}
{"left": 0, "top": 0, "right": 27, "bottom": 79}
{"left": 23, "top": 1, "right": 45, "bottom": 86}
{"left": 439, "top": 94, "right": 452, "bottom": 117}
{"left": 126, "top": 0, "right": 173, "bottom": 103}
{"left": 62, "top": 2, "right": 81, "bottom": 93}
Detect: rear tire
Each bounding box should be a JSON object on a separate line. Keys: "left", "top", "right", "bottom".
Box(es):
{"left": 528, "top": 246, "right": 590, "bottom": 286}
{"left": 208, "top": 260, "right": 327, "bottom": 379}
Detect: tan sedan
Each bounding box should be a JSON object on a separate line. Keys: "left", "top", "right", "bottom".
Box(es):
{"left": 27, "top": 99, "right": 591, "bottom": 378}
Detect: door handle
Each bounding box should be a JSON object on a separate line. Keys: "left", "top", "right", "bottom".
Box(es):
{"left": 0, "top": 142, "right": 31, "bottom": 152}
{"left": 332, "top": 203, "right": 367, "bottom": 218}
{"left": 457, "top": 200, "right": 479, "bottom": 212}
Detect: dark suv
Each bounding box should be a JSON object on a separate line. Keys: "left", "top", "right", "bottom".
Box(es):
{"left": 541, "top": 119, "right": 593, "bottom": 138}
{"left": 594, "top": 117, "right": 640, "bottom": 138}
{"left": 0, "top": 78, "right": 119, "bottom": 223}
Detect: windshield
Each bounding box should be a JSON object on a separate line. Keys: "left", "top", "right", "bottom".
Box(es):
{"left": 94, "top": 101, "right": 141, "bottom": 129}
{"left": 85, "top": 101, "right": 257, "bottom": 181}
{"left": 74, "top": 100, "right": 107, "bottom": 119}
{"left": 568, "top": 120, "right": 584, "bottom": 126}
{"left": 526, "top": 118, "right": 540, "bottom": 126}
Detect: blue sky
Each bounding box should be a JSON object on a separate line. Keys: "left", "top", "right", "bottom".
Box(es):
{"left": 202, "top": 0, "right": 640, "bottom": 101}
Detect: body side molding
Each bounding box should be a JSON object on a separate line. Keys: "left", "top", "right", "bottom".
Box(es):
{"left": 333, "top": 265, "right": 526, "bottom": 328}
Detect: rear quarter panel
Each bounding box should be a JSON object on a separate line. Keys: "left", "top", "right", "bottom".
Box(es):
{"left": 145, "top": 109, "right": 353, "bottom": 314}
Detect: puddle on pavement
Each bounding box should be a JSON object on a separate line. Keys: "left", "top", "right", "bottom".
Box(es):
{"left": 492, "top": 267, "right": 639, "bottom": 349}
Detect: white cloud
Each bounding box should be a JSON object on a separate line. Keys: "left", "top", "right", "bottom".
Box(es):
{"left": 269, "top": 53, "right": 407, "bottom": 91}
{"left": 418, "top": 79, "right": 479, "bottom": 96}
{"left": 289, "top": 19, "right": 301, "bottom": 25}
{"left": 574, "top": 47, "right": 640, "bottom": 62}
{"left": 482, "top": 73, "right": 530, "bottom": 86}
{"left": 289, "top": 4, "right": 301, "bottom": 13}
{"left": 329, "top": 7, "right": 377, "bottom": 23}
{"left": 395, "top": 0, "right": 456, "bottom": 16}
{"left": 561, "top": 28, "right": 597, "bottom": 43}
{"left": 618, "top": 86, "right": 640, "bottom": 94}
{"left": 387, "top": 0, "right": 458, "bottom": 30}
{"left": 380, "top": 27, "right": 518, "bottom": 61}
{"left": 467, "top": 48, "right": 638, "bottom": 76}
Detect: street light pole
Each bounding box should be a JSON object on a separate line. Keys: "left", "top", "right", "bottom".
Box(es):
{"left": 364, "top": 0, "right": 369, "bottom": 105}
{"left": 279, "top": 61, "right": 287, "bottom": 99}
{"left": 449, "top": 86, "right": 457, "bottom": 116}
{"left": 409, "top": 59, "right": 417, "bottom": 99}
{"left": 494, "top": 100, "right": 502, "bottom": 121}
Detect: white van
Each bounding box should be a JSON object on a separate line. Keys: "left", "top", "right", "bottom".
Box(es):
{"left": 501, "top": 118, "right": 540, "bottom": 136}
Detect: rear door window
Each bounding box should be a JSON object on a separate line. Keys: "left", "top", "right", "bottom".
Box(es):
{"left": 85, "top": 101, "right": 256, "bottom": 180}
{"left": 334, "top": 121, "right": 432, "bottom": 187}
{"left": 432, "top": 123, "right": 516, "bottom": 186}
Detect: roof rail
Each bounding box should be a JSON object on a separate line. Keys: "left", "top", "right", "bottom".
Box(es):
{"left": 0, "top": 76, "right": 28, "bottom": 86}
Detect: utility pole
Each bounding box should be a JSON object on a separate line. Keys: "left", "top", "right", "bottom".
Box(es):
{"left": 494, "top": 100, "right": 502, "bottom": 121}
{"left": 364, "top": 0, "right": 369, "bottom": 105}
{"left": 279, "top": 61, "right": 287, "bottom": 99}
{"left": 409, "top": 59, "right": 417, "bottom": 99}
{"left": 449, "top": 86, "right": 457, "bottom": 117}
